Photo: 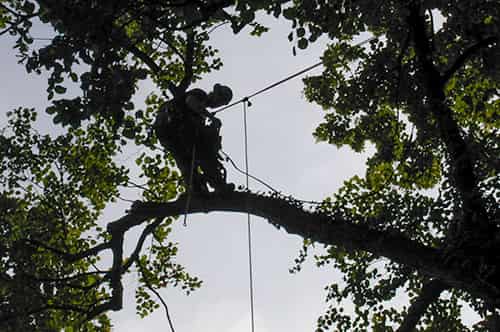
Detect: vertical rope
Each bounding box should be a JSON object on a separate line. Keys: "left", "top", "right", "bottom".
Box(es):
{"left": 183, "top": 143, "right": 196, "bottom": 227}
{"left": 243, "top": 100, "right": 255, "bottom": 332}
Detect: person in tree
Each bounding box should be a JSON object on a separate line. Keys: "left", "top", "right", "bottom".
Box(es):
{"left": 154, "top": 83, "right": 234, "bottom": 194}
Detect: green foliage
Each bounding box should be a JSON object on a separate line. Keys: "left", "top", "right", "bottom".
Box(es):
{"left": 0, "top": 109, "right": 197, "bottom": 329}
{"left": 0, "top": 108, "right": 124, "bottom": 330}
{"left": 303, "top": 175, "right": 458, "bottom": 330}
{"left": 289, "top": 0, "right": 499, "bottom": 330}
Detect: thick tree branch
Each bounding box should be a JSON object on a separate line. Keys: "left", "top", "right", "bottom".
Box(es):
{"left": 396, "top": 280, "right": 448, "bottom": 332}
{"left": 407, "top": 3, "right": 495, "bottom": 244}
{"left": 85, "top": 222, "right": 127, "bottom": 319}
{"left": 122, "top": 218, "right": 164, "bottom": 272}
{"left": 407, "top": 4, "right": 443, "bottom": 88}
{"left": 128, "top": 191, "right": 500, "bottom": 307}
{"left": 86, "top": 215, "right": 161, "bottom": 319}
{"left": 407, "top": 4, "right": 480, "bottom": 200}
{"left": 442, "top": 36, "right": 498, "bottom": 83}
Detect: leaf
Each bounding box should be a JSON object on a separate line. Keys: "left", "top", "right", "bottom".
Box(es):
{"left": 283, "top": 8, "right": 295, "bottom": 20}
{"left": 297, "top": 38, "right": 308, "bottom": 50}
{"left": 23, "top": 1, "right": 36, "bottom": 14}
{"left": 122, "top": 128, "right": 136, "bottom": 139}
{"left": 135, "top": 110, "right": 144, "bottom": 119}
{"left": 54, "top": 85, "right": 67, "bottom": 94}
{"left": 296, "top": 27, "right": 306, "bottom": 38}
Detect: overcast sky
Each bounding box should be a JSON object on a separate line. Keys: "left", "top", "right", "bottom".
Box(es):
{"left": 0, "top": 14, "right": 380, "bottom": 332}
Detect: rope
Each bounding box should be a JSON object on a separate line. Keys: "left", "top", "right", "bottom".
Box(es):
{"left": 213, "top": 61, "right": 321, "bottom": 114}
{"left": 221, "top": 150, "right": 280, "bottom": 193}
{"left": 183, "top": 143, "right": 197, "bottom": 226}
{"left": 212, "top": 36, "right": 377, "bottom": 115}
{"left": 243, "top": 100, "right": 255, "bottom": 332}
{"left": 221, "top": 150, "right": 324, "bottom": 205}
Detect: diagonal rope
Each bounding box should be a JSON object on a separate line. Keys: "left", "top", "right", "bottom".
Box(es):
{"left": 221, "top": 150, "right": 280, "bottom": 193}
{"left": 212, "top": 36, "right": 376, "bottom": 115}
{"left": 213, "top": 62, "right": 322, "bottom": 114}
{"left": 243, "top": 100, "right": 255, "bottom": 332}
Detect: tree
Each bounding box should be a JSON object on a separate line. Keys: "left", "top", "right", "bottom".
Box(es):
{"left": 0, "top": 0, "right": 499, "bottom": 331}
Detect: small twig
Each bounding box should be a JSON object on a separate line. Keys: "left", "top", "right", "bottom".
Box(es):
{"left": 179, "top": 31, "right": 196, "bottom": 91}
{"left": 117, "top": 196, "right": 137, "bottom": 203}
{"left": 0, "top": 25, "right": 14, "bottom": 37}
{"left": 442, "top": 36, "right": 498, "bottom": 83}
{"left": 159, "top": 36, "right": 185, "bottom": 61}
{"left": 138, "top": 262, "right": 176, "bottom": 332}
{"left": 207, "top": 21, "right": 230, "bottom": 34}
{"left": 0, "top": 3, "right": 23, "bottom": 17}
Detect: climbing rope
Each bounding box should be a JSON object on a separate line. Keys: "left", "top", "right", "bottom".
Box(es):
{"left": 183, "top": 143, "right": 197, "bottom": 227}
{"left": 243, "top": 99, "right": 256, "bottom": 332}
{"left": 212, "top": 36, "right": 377, "bottom": 115}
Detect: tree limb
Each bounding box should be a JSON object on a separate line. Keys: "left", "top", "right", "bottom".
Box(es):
{"left": 442, "top": 36, "right": 498, "bottom": 83}
{"left": 159, "top": 35, "right": 185, "bottom": 61}
{"left": 407, "top": 3, "right": 495, "bottom": 246}
{"left": 128, "top": 191, "right": 500, "bottom": 307}
{"left": 396, "top": 279, "right": 448, "bottom": 332}
{"left": 7, "top": 189, "right": 500, "bottom": 324}
{"left": 86, "top": 215, "right": 162, "bottom": 320}
{"left": 406, "top": 3, "right": 480, "bottom": 200}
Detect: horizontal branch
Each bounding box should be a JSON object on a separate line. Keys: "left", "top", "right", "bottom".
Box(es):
{"left": 128, "top": 191, "right": 500, "bottom": 307}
